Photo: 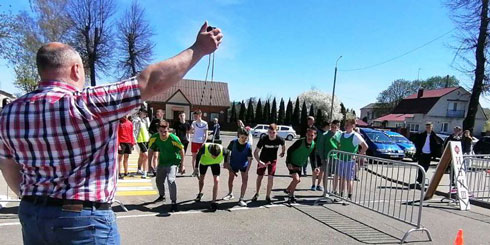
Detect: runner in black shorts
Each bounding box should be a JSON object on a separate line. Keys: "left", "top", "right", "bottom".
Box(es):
{"left": 252, "top": 123, "right": 285, "bottom": 204}
{"left": 173, "top": 111, "right": 191, "bottom": 153}
{"left": 194, "top": 143, "right": 230, "bottom": 212}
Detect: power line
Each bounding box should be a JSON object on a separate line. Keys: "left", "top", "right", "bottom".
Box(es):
{"left": 339, "top": 28, "right": 456, "bottom": 72}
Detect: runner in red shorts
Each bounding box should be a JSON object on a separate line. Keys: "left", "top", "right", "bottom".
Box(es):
{"left": 190, "top": 110, "right": 208, "bottom": 176}
{"left": 252, "top": 123, "right": 285, "bottom": 204}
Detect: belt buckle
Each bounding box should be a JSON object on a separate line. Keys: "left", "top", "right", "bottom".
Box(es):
{"left": 62, "top": 204, "right": 84, "bottom": 212}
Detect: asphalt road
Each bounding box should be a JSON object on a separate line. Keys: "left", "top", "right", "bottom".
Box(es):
{"left": 1, "top": 135, "right": 490, "bottom": 244}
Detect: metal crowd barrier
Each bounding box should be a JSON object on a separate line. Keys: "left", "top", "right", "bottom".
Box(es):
{"left": 462, "top": 155, "right": 490, "bottom": 205}
{"left": 0, "top": 185, "right": 21, "bottom": 209}
{"left": 316, "top": 150, "right": 432, "bottom": 244}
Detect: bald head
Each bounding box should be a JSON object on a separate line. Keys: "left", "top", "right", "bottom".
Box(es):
{"left": 36, "top": 42, "right": 85, "bottom": 89}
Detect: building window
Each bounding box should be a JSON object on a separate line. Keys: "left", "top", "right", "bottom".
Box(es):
{"left": 395, "top": 123, "right": 404, "bottom": 128}
{"left": 407, "top": 123, "right": 419, "bottom": 133}
{"left": 441, "top": 122, "right": 449, "bottom": 133}
{"left": 210, "top": 113, "right": 220, "bottom": 122}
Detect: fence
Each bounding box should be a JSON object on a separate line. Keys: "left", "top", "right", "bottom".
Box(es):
{"left": 462, "top": 155, "right": 490, "bottom": 205}
{"left": 316, "top": 150, "right": 432, "bottom": 244}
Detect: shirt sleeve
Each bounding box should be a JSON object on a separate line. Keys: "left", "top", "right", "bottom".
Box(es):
{"left": 171, "top": 135, "right": 184, "bottom": 150}
{"left": 79, "top": 77, "right": 142, "bottom": 123}
{"left": 256, "top": 137, "right": 264, "bottom": 149}
{"left": 352, "top": 132, "right": 365, "bottom": 146}
{"left": 227, "top": 141, "right": 234, "bottom": 151}
{"left": 148, "top": 135, "right": 158, "bottom": 150}
{"left": 223, "top": 148, "right": 231, "bottom": 160}
{"left": 286, "top": 139, "right": 303, "bottom": 164}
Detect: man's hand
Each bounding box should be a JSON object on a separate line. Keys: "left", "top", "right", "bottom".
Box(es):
{"left": 192, "top": 22, "right": 223, "bottom": 56}
{"left": 257, "top": 161, "right": 266, "bottom": 168}
{"left": 179, "top": 165, "right": 186, "bottom": 175}
{"left": 118, "top": 144, "right": 122, "bottom": 151}
{"left": 313, "top": 167, "right": 320, "bottom": 174}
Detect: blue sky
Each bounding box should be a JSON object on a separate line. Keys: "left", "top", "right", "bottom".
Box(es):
{"left": 1, "top": 0, "right": 489, "bottom": 113}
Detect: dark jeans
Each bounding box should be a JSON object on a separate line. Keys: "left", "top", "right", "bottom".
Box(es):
{"left": 19, "top": 200, "right": 119, "bottom": 245}
{"left": 417, "top": 153, "right": 432, "bottom": 184}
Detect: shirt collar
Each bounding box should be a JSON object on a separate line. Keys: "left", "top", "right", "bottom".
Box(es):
{"left": 38, "top": 80, "right": 79, "bottom": 92}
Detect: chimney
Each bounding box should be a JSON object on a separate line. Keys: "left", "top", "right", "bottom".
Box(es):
{"left": 417, "top": 88, "right": 424, "bottom": 98}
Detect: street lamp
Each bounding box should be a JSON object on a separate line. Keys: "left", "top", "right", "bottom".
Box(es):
{"left": 329, "top": 56, "right": 342, "bottom": 121}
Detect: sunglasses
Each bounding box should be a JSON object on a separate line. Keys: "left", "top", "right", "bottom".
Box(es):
{"left": 159, "top": 125, "right": 168, "bottom": 129}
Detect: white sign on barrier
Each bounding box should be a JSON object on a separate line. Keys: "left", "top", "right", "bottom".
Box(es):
{"left": 449, "top": 141, "right": 470, "bottom": 211}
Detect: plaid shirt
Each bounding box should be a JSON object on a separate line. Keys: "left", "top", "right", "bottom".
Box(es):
{"left": 0, "top": 78, "right": 141, "bottom": 203}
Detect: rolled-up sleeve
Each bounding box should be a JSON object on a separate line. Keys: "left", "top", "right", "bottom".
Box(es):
{"left": 80, "top": 77, "right": 142, "bottom": 122}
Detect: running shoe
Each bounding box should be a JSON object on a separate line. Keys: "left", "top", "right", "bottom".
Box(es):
{"left": 195, "top": 193, "right": 203, "bottom": 202}
{"left": 223, "top": 193, "right": 234, "bottom": 201}
{"left": 266, "top": 196, "right": 272, "bottom": 205}
{"left": 192, "top": 168, "right": 199, "bottom": 178}
{"left": 118, "top": 174, "right": 124, "bottom": 180}
{"left": 310, "top": 185, "right": 316, "bottom": 191}
{"left": 209, "top": 202, "right": 218, "bottom": 212}
{"left": 288, "top": 196, "right": 297, "bottom": 204}
{"left": 171, "top": 203, "right": 179, "bottom": 212}
{"left": 238, "top": 199, "right": 247, "bottom": 207}
{"left": 154, "top": 195, "right": 165, "bottom": 203}
{"left": 283, "top": 189, "right": 289, "bottom": 194}
{"left": 137, "top": 169, "right": 143, "bottom": 175}
{"left": 251, "top": 193, "right": 259, "bottom": 202}
{"left": 316, "top": 185, "right": 324, "bottom": 191}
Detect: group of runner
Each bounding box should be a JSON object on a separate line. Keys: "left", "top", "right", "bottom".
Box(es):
{"left": 118, "top": 109, "right": 369, "bottom": 212}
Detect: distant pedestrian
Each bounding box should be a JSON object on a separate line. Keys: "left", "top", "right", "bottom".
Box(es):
{"left": 191, "top": 110, "right": 208, "bottom": 177}
{"left": 133, "top": 108, "right": 150, "bottom": 178}
{"left": 148, "top": 108, "right": 165, "bottom": 175}
{"left": 172, "top": 111, "right": 191, "bottom": 153}
{"left": 461, "top": 130, "right": 474, "bottom": 155}
{"left": 300, "top": 116, "right": 315, "bottom": 175}
{"left": 118, "top": 115, "right": 135, "bottom": 179}
{"left": 211, "top": 117, "right": 221, "bottom": 143}
{"left": 414, "top": 122, "right": 443, "bottom": 185}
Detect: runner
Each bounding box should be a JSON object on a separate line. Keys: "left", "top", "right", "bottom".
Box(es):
{"left": 133, "top": 108, "right": 150, "bottom": 178}
{"left": 194, "top": 143, "right": 230, "bottom": 212}
{"left": 252, "top": 123, "right": 286, "bottom": 204}
{"left": 117, "top": 115, "right": 135, "bottom": 179}
{"left": 148, "top": 120, "right": 185, "bottom": 212}
{"left": 337, "top": 119, "right": 368, "bottom": 200}
{"left": 191, "top": 110, "right": 208, "bottom": 176}
{"left": 300, "top": 116, "right": 315, "bottom": 175}
{"left": 148, "top": 109, "right": 165, "bottom": 176}
{"left": 319, "top": 120, "right": 341, "bottom": 194}
{"left": 222, "top": 128, "right": 253, "bottom": 207}
{"left": 310, "top": 121, "right": 329, "bottom": 191}
{"left": 172, "top": 111, "right": 191, "bottom": 153}
{"left": 285, "top": 126, "right": 317, "bottom": 204}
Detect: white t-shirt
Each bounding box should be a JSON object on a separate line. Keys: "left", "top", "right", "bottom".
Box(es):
{"left": 341, "top": 131, "right": 365, "bottom": 147}
{"left": 191, "top": 120, "right": 208, "bottom": 143}
{"left": 422, "top": 134, "right": 431, "bottom": 154}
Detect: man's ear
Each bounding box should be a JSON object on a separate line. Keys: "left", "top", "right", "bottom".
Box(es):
{"left": 71, "top": 63, "right": 81, "bottom": 81}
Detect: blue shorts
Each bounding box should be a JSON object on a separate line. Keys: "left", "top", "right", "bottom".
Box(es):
{"left": 336, "top": 160, "right": 355, "bottom": 180}
{"left": 231, "top": 164, "right": 248, "bottom": 173}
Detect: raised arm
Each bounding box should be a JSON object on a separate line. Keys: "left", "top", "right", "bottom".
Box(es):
{"left": 138, "top": 22, "right": 223, "bottom": 101}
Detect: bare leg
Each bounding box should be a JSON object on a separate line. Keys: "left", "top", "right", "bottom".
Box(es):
{"left": 212, "top": 175, "right": 220, "bottom": 202}
{"left": 266, "top": 175, "right": 274, "bottom": 198}
{"left": 317, "top": 169, "right": 324, "bottom": 187}
{"left": 240, "top": 172, "right": 248, "bottom": 199}
{"left": 289, "top": 173, "right": 301, "bottom": 196}
{"left": 255, "top": 175, "right": 263, "bottom": 195}
{"left": 227, "top": 169, "right": 235, "bottom": 194}
{"left": 123, "top": 154, "right": 130, "bottom": 174}
{"left": 118, "top": 154, "right": 123, "bottom": 175}
{"left": 198, "top": 174, "right": 205, "bottom": 194}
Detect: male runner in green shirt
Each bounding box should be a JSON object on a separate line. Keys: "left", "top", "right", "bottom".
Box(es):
{"left": 148, "top": 120, "right": 185, "bottom": 212}
{"left": 285, "top": 126, "right": 317, "bottom": 204}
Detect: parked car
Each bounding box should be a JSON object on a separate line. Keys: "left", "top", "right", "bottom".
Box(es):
{"left": 384, "top": 131, "right": 416, "bottom": 161}
{"left": 251, "top": 124, "right": 297, "bottom": 141}
{"left": 474, "top": 136, "right": 490, "bottom": 154}
{"left": 277, "top": 125, "right": 297, "bottom": 141}
{"left": 359, "top": 128, "right": 405, "bottom": 160}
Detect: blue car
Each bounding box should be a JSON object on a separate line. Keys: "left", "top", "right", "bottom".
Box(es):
{"left": 359, "top": 128, "right": 405, "bottom": 160}
{"left": 384, "top": 131, "right": 416, "bottom": 161}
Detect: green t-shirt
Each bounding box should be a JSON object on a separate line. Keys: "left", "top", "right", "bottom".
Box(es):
{"left": 321, "top": 131, "right": 341, "bottom": 159}
{"left": 148, "top": 133, "right": 184, "bottom": 166}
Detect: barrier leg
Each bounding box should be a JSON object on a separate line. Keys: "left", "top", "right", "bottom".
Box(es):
{"left": 400, "top": 227, "right": 433, "bottom": 244}
{"left": 113, "top": 199, "right": 129, "bottom": 212}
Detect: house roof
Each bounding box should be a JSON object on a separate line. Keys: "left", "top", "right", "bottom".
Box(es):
{"left": 405, "top": 87, "right": 458, "bottom": 99}
{"left": 356, "top": 119, "right": 369, "bottom": 126}
{"left": 0, "top": 90, "right": 16, "bottom": 98}
{"left": 148, "top": 79, "right": 230, "bottom": 107}
{"left": 360, "top": 102, "right": 388, "bottom": 109}
{"left": 374, "top": 113, "right": 414, "bottom": 122}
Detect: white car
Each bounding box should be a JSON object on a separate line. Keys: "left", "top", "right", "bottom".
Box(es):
{"left": 251, "top": 124, "right": 297, "bottom": 141}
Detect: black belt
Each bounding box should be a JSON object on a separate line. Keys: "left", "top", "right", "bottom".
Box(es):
{"left": 22, "top": 195, "right": 111, "bottom": 210}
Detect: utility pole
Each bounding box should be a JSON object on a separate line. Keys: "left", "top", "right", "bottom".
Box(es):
{"left": 329, "top": 56, "right": 342, "bottom": 121}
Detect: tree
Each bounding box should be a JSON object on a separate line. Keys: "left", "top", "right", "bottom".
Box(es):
{"left": 270, "top": 98, "right": 277, "bottom": 123}
{"left": 255, "top": 99, "right": 263, "bottom": 124}
{"left": 277, "top": 98, "right": 285, "bottom": 125}
{"left": 292, "top": 97, "right": 300, "bottom": 126}
{"left": 238, "top": 101, "right": 246, "bottom": 122}
{"left": 68, "top": 0, "right": 116, "bottom": 86}
{"left": 340, "top": 103, "right": 347, "bottom": 129}
{"left": 447, "top": 0, "right": 490, "bottom": 133}
{"left": 246, "top": 99, "right": 255, "bottom": 124}
{"left": 300, "top": 100, "right": 308, "bottom": 129}
{"left": 263, "top": 100, "right": 270, "bottom": 124}
{"left": 309, "top": 104, "right": 315, "bottom": 117}
{"left": 116, "top": 0, "right": 154, "bottom": 78}
{"left": 230, "top": 101, "right": 237, "bottom": 123}
{"left": 316, "top": 108, "right": 325, "bottom": 128}
{"left": 298, "top": 89, "right": 342, "bottom": 120}
{"left": 285, "top": 98, "right": 293, "bottom": 125}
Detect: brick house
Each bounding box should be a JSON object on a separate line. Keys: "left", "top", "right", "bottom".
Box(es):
{"left": 146, "top": 79, "right": 230, "bottom": 123}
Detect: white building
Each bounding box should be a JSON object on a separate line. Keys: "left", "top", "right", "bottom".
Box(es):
{"left": 373, "top": 87, "right": 488, "bottom": 135}
{"left": 0, "top": 90, "right": 16, "bottom": 111}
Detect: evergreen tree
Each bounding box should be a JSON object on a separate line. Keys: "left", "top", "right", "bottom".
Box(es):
{"left": 340, "top": 103, "right": 347, "bottom": 129}
{"left": 255, "top": 99, "right": 263, "bottom": 124}
{"left": 309, "top": 104, "right": 315, "bottom": 117}
{"left": 292, "top": 97, "right": 301, "bottom": 126}
{"left": 285, "top": 98, "right": 293, "bottom": 125}
{"left": 271, "top": 98, "right": 278, "bottom": 123}
{"left": 316, "top": 109, "right": 325, "bottom": 129}
{"left": 278, "top": 98, "right": 285, "bottom": 125}
{"left": 300, "top": 100, "right": 308, "bottom": 129}
{"left": 239, "top": 101, "right": 246, "bottom": 122}
{"left": 246, "top": 99, "right": 255, "bottom": 124}
{"left": 230, "top": 101, "right": 237, "bottom": 123}
{"left": 263, "top": 100, "right": 270, "bottom": 124}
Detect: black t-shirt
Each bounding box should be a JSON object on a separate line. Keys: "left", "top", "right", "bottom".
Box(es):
{"left": 256, "top": 135, "right": 285, "bottom": 162}
{"left": 149, "top": 118, "right": 162, "bottom": 135}
{"left": 173, "top": 121, "right": 191, "bottom": 143}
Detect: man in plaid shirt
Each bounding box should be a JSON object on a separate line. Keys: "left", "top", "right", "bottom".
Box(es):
{"left": 0, "top": 22, "right": 222, "bottom": 244}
